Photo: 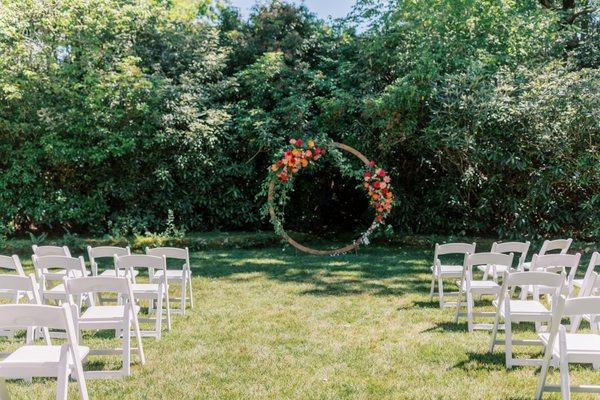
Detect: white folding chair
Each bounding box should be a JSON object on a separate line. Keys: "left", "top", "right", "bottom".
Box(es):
{"left": 536, "top": 296, "right": 600, "bottom": 399}
{"left": 0, "top": 304, "right": 89, "bottom": 400}
{"left": 64, "top": 276, "right": 145, "bottom": 379}
{"left": 32, "top": 245, "right": 72, "bottom": 257}
{"left": 0, "top": 255, "right": 25, "bottom": 277}
{"left": 489, "top": 271, "right": 564, "bottom": 368}
{"left": 115, "top": 254, "right": 171, "bottom": 339}
{"left": 522, "top": 239, "right": 573, "bottom": 270}
{"left": 0, "top": 255, "right": 26, "bottom": 307}
{"left": 32, "top": 255, "right": 88, "bottom": 305}
{"left": 87, "top": 246, "right": 138, "bottom": 277}
{"left": 429, "top": 242, "right": 476, "bottom": 308}
{"left": 570, "top": 270, "right": 600, "bottom": 333}
{"left": 146, "top": 247, "right": 193, "bottom": 315}
{"left": 0, "top": 274, "right": 51, "bottom": 347}
{"left": 455, "top": 252, "right": 513, "bottom": 332}
{"left": 572, "top": 251, "right": 600, "bottom": 293}
{"left": 479, "top": 241, "right": 530, "bottom": 282}
{"left": 524, "top": 253, "right": 581, "bottom": 299}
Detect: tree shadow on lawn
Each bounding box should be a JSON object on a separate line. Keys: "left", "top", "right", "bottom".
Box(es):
{"left": 189, "top": 246, "right": 435, "bottom": 297}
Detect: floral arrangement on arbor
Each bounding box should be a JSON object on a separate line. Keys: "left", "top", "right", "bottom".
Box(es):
{"left": 266, "top": 137, "right": 394, "bottom": 255}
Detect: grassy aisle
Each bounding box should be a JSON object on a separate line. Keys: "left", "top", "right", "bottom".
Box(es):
{"left": 2, "top": 246, "right": 595, "bottom": 399}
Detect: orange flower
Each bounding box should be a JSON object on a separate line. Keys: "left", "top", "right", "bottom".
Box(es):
{"left": 301, "top": 159, "right": 308, "bottom": 167}
{"left": 372, "top": 193, "right": 380, "bottom": 200}
{"left": 271, "top": 164, "right": 278, "bottom": 171}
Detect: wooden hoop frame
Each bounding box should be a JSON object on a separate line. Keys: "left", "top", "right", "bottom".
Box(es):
{"left": 268, "top": 142, "right": 378, "bottom": 255}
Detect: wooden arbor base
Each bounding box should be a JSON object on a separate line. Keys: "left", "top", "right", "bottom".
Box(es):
{"left": 267, "top": 142, "right": 378, "bottom": 256}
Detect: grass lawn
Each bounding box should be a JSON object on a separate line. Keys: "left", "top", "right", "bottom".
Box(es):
{"left": 2, "top": 246, "right": 597, "bottom": 399}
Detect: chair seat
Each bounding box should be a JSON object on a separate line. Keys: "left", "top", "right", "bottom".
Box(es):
{"left": 497, "top": 300, "right": 551, "bottom": 320}
{"left": 44, "top": 284, "right": 66, "bottom": 295}
{"left": 131, "top": 283, "right": 161, "bottom": 294}
{"left": 99, "top": 269, "right": 139, "bottom": 278}
{"left": 432, "top": 265, "right": 463, "bottom": 277}
{"left": 0, "top": 345, "right": 89, "bottom": 373}
{"left": 459, "top": 280, "right": 501, "bottom": 294}
{"left": 43, "top": 269, "right": 91, "bottom": 277}
{"left": 153, "top": 270, "right": 186, "bottom": 280}
{"left": 477, "top": 264, "right": 510, "bottom": 274}
{"left": 80, "top": 305, "right": 140, "bottom": 323}
{"left": 540, "top": 333, "right": 600, "bottom": 363}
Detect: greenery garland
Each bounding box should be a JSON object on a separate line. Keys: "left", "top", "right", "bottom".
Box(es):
{"left": 265, "top": 138, "right": 394, "bottom": 251}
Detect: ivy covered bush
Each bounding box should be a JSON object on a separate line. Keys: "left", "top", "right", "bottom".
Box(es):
{"left": 0, "top": 0, "right": 598, "bottom": 240}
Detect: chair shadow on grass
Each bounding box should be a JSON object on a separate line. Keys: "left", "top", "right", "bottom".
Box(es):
{"left": 189, "top": 246, "right": 435, "bottom": 297}
{"left": 451, "top": 351, "right": 508, "bottom": 371}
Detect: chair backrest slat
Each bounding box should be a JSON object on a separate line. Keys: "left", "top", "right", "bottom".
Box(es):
{"left": 65, "top": 276, "right": 130, "bottom": 296}
{"left": 0, "top": 304, "right": 68, "bottom": 330}
{"left": 435, "top": 242, "right": 476, "bottom": 257}
{"left": 146, "top": 247, "right": 188, "bottom": 260}
{"left": 466, "top": 252, "right": 514, "bottom": 269}
{"left": 506, "top": 271, "right": 564, "bottom": 288}
{"left": 0, "top": 255, "right": 25, "bottom": 275}
{"left": 87, "top": 246, "right": 130, "bottom": 259}
{"left": 539, "top": 238, "right": 572, "bottom": 255}
{"left": 32, "top": 245, "right": 71, "bottom": 257}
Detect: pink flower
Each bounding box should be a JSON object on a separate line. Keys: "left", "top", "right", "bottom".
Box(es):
{"left": 369, "top": 160, "right": 375, "bottom": 167}
{"left": 289, "top": 139, "right": 297, "bottom": 145}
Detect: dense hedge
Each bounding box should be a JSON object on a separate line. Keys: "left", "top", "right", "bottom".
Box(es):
{"left": 0, "top": 0, "right": 598, "bottom": 240}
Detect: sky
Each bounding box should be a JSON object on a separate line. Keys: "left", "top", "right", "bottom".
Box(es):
{"left": 228, "top": 0, "right": 356, "bottom": 20}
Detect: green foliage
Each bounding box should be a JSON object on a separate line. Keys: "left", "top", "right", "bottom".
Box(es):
{"left": 0, "top": 0, "right": 598, "bottom": 239}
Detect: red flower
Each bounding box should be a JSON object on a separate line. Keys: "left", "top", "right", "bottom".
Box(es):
{"left": 369, "top": 160, "right": 375, "bottom": 167}
{"left": 276, "top": 160, "right": 283, "bottom": 166}
{"left": 296, "top": 139, "right": 303, "bottom": 146}
{"left": 376, "top": 215, "right": 384, "bottom": 222}
{"left": 364, "top": 171, "right": 372, "bottom": 180}
{"left": 376, "top": 169, "right": 386, "bottom": 177}
{"left": 280, "top": 173, "right": 288, "bottom": 182}
{"left": 373, "top": 181, "right": 381, "bottom": 189}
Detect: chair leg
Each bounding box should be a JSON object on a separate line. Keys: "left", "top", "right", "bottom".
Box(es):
{"left": 505, "top": 319, "right": 513, "bottom": 368}
{"left": 429, "top": 275, "right": 436, "bottom": 300}
{"left": 56, "top": 345, "right": 69, "bottom": 400}
{"left": 131, "top": 310, "right": 145, "bottom": 365}
{"left": 559, "top": 339, "right": 570, "bottom": 400}
{"left": 180, "top": 278, "right": 186, "bottom": 315}
{"left": 165, "top": 287, "right": 171, "bottom": 331}
{"left": 122, "top": 317, "right": 131, "bottom": 376}
{"left": 155, "top": 294, "right": 163, "bottom": 340}
{"left": 535, "top": 357, "right": 551, "bottom": 400}
{"left": 488, "top": 311, "right": 501, "bottom": 353}
{"left": 559, "top": 357, "right": 570, "bottom": 400}
{"left": 438, "top": 277, "right": 445, "bottom": 308}
{"left": 466, "top": 291, "right": 474, "bottom": 332}
{"left": 188, "top": 272, "right": 194, "bottom": 309}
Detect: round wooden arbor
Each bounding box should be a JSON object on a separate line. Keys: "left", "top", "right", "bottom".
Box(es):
{"left": 267, "top": 142, "right": 379, "bottom": 255}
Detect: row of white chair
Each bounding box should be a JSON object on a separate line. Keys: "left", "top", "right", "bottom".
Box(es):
{"left": 0, "top": 245, "right": 196, "bottom": 399}
{"left": 429, "top": 238, "right": 574, "bottom": 308}
{"left": 429, "top": 239, "right": 600, "bottom": 399}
